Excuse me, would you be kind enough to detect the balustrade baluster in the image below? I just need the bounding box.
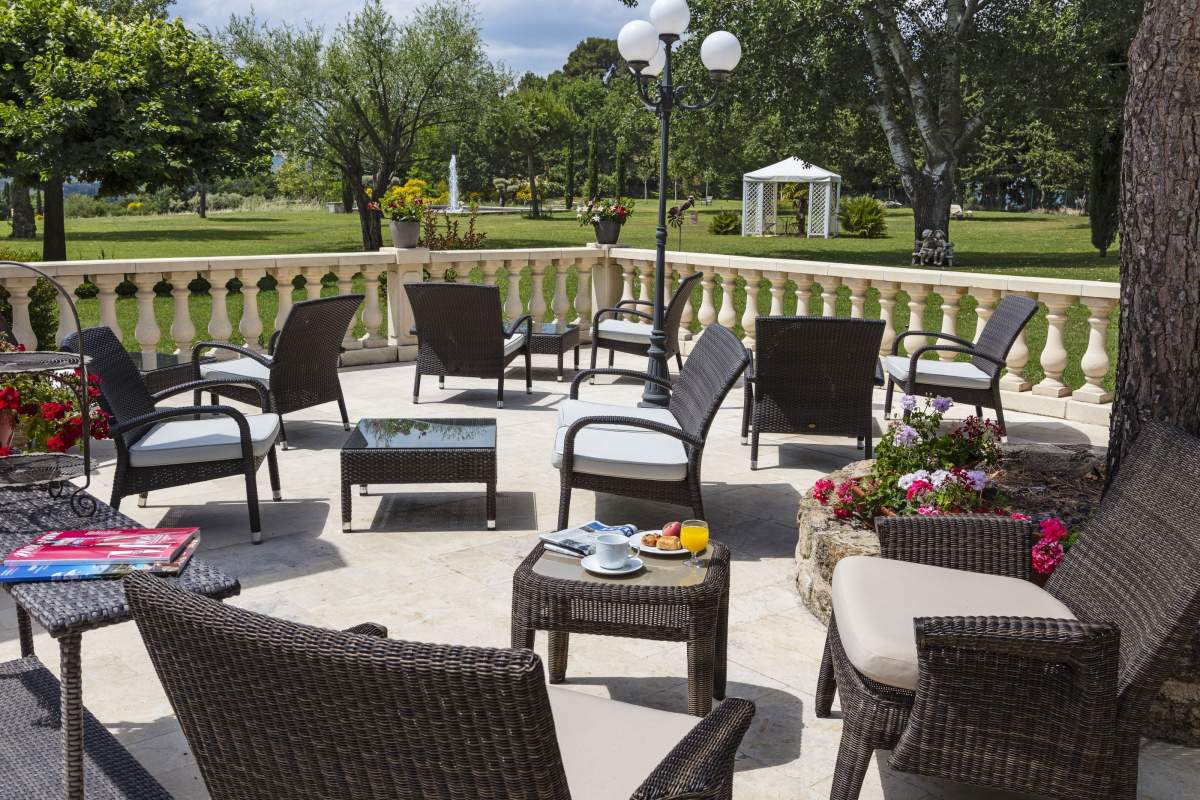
[1032,293,1074,397]
[874,281,899,355]
[552,259,570,327]
[845,278,867,319]
[1074,298,1115,404]
[900,282,931,353]
[938,287,967,361]
[574,258,593,339]
[998,292,1034,392]
[528,261,549,322]
[360,267,385,348]
[972,289,999,342]
[620,261,635,306]
[503,260,523,321]
[717,270,738,330]
[740,270,760,349]
[94,274,123,340]
[5,278,37,351]
[168,274,195,357]
[675,270,694,341]
[767,272,785,317]
[55,291,75,347]
[206,270,236,359]
[133,273,162,369]
[794,275,815,316]
[272,267,296,340]
[698,271,717,331]
[820,277,841,317]
[337,267,361,351]
[639,263,654,322]
[238,270,265,353]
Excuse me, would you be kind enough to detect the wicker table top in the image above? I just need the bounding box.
[343,418,497,451]
[532,547,710,588]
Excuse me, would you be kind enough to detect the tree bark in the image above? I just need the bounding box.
[197,181,208,219]
[565,135,576,208]
[41,177,66,262]
[527,153,540,218]
[1108,0,1200,480]
[9,176,36,240]
[346,169,381,251]
[905,167,956,241]
[341,180,355,213]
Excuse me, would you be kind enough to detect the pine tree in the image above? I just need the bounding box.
[615,142,627,203]
[1088,124,1122,257]
[585,126,599,202]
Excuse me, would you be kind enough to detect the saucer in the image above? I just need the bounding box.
[580,554,645,576]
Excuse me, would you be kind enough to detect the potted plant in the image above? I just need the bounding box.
[0,338,111,456]
[578,199,632,245]
[369,187,424,248]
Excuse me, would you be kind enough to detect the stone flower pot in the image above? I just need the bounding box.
[593,219,622,245]
[389,219,421,249]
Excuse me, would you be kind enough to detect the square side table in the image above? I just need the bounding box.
[528,323,581,382]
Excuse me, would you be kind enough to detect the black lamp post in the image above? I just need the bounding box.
[617,1,741,407]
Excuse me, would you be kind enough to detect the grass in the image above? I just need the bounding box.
[1,202,1119,393]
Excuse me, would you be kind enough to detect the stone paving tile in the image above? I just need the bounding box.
[0,350,1193,799]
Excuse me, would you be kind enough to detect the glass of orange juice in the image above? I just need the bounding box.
[680,519,709,568]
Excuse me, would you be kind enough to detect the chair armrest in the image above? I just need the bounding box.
[153,378,272,412]
[592,306,654,330]
[266,330,281,355]
[504,314,534,339]
[343,622,388,638]
[112,405,256,461]
[192,341,273,368]
[891,329,975,355]
[632,698,755,800]
[562,416,703,456]
[891,616,1120,791]
[570,368,673,399]
[899,345,1005,387]
[616,299,653,309]
[874,515,1034,580]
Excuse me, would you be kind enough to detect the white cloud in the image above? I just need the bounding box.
[174,0,643,75]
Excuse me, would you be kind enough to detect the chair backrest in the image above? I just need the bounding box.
[1047,421,1200,707]
[405,283,507,367]
[664,273,702,351]
[754,316,883,434]
[61,327,156,428]
[269,294,364,387]
[668,323,751,442]
[124,573,572,800]
[971,295,1038,377]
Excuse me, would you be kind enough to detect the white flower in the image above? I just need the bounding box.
[897,470,930,490]
[930,469,951,488]
[592,215,601,223]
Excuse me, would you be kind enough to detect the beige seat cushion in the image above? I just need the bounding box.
[548,686,698,800]
[199,356,272,384]
[884,355,991,390]
[504,333,526,357]
[129,413,281,467]
[832,556,1076,691]
[598,318,652,345]
[552,400,687,481]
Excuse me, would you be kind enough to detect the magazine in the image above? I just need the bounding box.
[539,521,638,557]
[0,537,201,583]
[4,528,198,566]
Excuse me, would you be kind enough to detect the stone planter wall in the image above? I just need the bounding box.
[794,443,1200,747]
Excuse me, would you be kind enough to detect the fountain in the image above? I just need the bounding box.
[448,155,461,213]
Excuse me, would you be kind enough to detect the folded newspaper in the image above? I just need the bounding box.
[540,521,638,557]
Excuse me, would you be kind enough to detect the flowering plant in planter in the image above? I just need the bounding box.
[368,186,425,223]
[576,199,633,227]
[0,338,111,455]
[1030,516,1077,575]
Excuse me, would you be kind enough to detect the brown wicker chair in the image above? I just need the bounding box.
[124,572,756,800]
[554,324,750,529]
[740,317,884,469]
[63,327,281,544]
[192,294,363,449]
[590,273,702,376]
[883,294,1037,433]
[406,282,533,409]
[814,420,1200,800]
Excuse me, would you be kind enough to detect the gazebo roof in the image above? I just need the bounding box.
[744,157,840,182]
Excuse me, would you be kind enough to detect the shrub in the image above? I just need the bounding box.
[63,194,109,218]
[708,210,741,235]
[837,195,888,238]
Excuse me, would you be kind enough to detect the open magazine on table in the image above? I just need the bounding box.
[539,521,638,557]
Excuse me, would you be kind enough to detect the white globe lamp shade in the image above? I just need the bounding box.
[618,20,659,67]
[649,0,690,37]
[642,45,666,77]
[700,30,742,75]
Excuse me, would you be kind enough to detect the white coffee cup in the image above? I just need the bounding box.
[594,533,632,570]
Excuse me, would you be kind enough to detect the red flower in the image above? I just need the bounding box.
[1039,517,1068,542]
[1032,537,1065,575]
[833,507,852,519]
[41,401,68,421]
[1010,512,1031,521]
[0,387,20,410]
[45,433,70,453]
[812,478,835,504]
[0,446,11,457]
[905,480,934,501]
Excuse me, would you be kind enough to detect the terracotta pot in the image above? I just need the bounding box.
[593,219,622,245]
[388,220,421,249]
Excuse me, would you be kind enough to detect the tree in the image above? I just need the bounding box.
[585,125,600,202]
[487,86,570,217]
[226,0,495,250]
[1107,0,1200,480]
[560,37,625,80]
[8,177,34,239]
[1088,124,1121,257]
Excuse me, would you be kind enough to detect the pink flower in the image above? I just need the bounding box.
[834,480,857,504]
[1039,517,1069,542]
[812,479,835,504]
[1032,537,1065,575]
[917,505,940,516]
[833,507,852,520]
[1010,512,1031,521]
[905,480,934,501]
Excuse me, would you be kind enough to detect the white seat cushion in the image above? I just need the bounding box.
[552,400,687,481]
[129,413,281,467]
[598,318,652,345]
[884,355,991,390]
[504,333,526,357]
[199,356,272,384]
[548,686,698,800]
[832,556,1076,691]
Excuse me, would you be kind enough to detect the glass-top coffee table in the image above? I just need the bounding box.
[528,323,581,382]
[340,418,497,531]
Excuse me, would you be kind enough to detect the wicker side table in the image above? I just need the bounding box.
[511,541,730,716]
[341,418,497,531]
[528,323,580,382]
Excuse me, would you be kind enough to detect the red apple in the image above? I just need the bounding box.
[662,521,682,539]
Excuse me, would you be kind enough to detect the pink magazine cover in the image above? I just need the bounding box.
[4,528,199,566]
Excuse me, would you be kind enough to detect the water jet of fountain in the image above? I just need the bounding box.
[449,155,461,213]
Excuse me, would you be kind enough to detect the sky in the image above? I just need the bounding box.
[173,0,645,76]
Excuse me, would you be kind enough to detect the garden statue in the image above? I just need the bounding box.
[912,227,955,268]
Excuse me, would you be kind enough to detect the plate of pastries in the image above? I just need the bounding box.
[636,521,694,557]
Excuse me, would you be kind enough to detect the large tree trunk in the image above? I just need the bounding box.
[341,180,355,213]
[348,169,382,251]
[197,181,208,219]
[565,136,575,209]
[9,176,35,240]
[41,177,66,262]
[904,166,955,241]
[527,153,540,218]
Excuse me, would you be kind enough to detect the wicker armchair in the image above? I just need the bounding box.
[63,327,281,544]
[124,572,756,800]
[883,294,1037,433]
[192,294,363,450]
[814,420,1200,800]
[554,324,750,529]
[590,273,701,376]
[406,282,533,409]
[740,317,884,469]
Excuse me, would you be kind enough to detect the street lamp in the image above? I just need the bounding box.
[617,1,741,407]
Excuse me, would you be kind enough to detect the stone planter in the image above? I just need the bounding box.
[794,443,1200,746]
[593,219,622,245]
[389,220,421,249]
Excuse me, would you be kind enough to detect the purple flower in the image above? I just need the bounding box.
[932,396,952,413]
[900,394,919,412]
[895,425,919,446]
[897,469,929,490]
[964,470,988,491]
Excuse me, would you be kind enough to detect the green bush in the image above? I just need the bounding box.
[838,195,888,238]
[708,209,741,235]
[64,194,110,218]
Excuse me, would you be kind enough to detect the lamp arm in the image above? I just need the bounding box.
[635,76,660,112]
[678,86,724,112]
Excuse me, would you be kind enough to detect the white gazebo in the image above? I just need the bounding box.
[741,157,842,238]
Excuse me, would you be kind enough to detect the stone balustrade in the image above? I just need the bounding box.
[0,244,1118,424]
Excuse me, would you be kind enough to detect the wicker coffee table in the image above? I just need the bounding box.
[511,540,730,716]
[528,323,580,382]
[341,418,498,532]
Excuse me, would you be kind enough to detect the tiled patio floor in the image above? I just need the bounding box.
[2,352,1196,799]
